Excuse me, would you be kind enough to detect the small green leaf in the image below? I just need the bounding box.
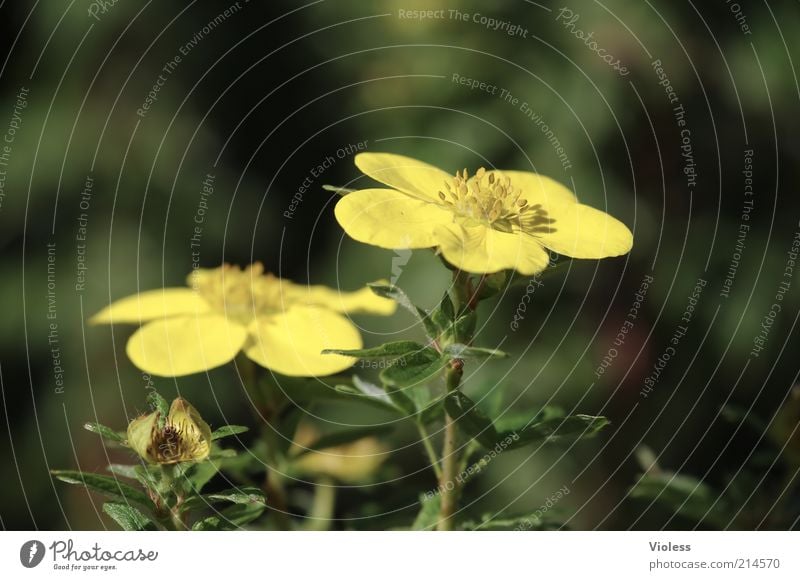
[380,349,447,388]
[84,422,126,444]
[630,473,727,527]
[444,313,477,344]
[180,461,220,494]
[504,415,610,449]
[295,425,393,457]
[52,470,151,507]
[103,502,157,531]
[431,292,455,330]
[460,513,563,531]
[412,494,441,530]
[322,341,428,359]
[443,344,508,360]
[322,184,356,195]
[368,284,417,314]
[146,390,170,416]
[444,392,498,448]
[211,425,249,441]
[206,487,266,505]
[192,502,266,530]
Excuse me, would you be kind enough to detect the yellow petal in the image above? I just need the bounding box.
[244,306,362,377]
[335,188,452,250]
[90,288,210,325]
[126,412,159,463]
[355,152,451,201]
[126,315,248,377]
[167,398,211,462]
[281,280,397,315]
[532,201,633,259]
[498,170,578,204]
[435,223,551,275]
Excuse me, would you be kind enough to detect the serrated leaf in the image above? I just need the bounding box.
[444,392,498,448]
[192,502,266,530]
[84,422,126,444]
[295,425,393,457]
[211,425,249,441]
[322,341,428,359]
[206,487,266,505]
[103,502,157,531]
[52,470,151,507]
[443,344,508,360]
[504,415,610,449]
[380,349,447,388]
[412,494,441,530]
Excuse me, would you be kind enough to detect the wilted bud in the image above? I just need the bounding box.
[126,398,212,464]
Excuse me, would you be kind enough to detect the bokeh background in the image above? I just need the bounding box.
[1,0,798,530]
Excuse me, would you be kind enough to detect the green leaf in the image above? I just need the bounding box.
[460,513,563,531]
[504,415,610,450]
[443,344,508,360]
[322,341,428,359]
[295,425,393,457]
[380,349,447,388]
[419,397,445,424]
[205,487,266,505]
[179,461,220,494]
[444,392,498,448]
[431,292,455,330]
[412,494,441,530]
[367,283,439,339]
[84,422,126,444]
[443,313,477,344]
[103,502,157,531]
[630,473,727,527]
[192,502,266,530]
[146,390,170,417]
[211,425,249,441]
[52,470,151,507]
[321,184,355,195]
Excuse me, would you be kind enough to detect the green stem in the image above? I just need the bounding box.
[437,361,464,531]
[417,420,443,479]
[305,476,337,531]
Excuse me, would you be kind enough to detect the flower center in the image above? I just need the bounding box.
[437,167,545,231]
[189,263,282,323]
[150,422,206,463]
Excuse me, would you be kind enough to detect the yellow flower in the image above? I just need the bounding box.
[290,424,387,483]
[90,263,396,377]
[127,397,211,464]
[335,153,633,274]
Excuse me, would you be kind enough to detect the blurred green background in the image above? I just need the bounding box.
[1,0,798,530]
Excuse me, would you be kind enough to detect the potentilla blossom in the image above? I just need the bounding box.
[335,153,633,274]
[91,263,396,377]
